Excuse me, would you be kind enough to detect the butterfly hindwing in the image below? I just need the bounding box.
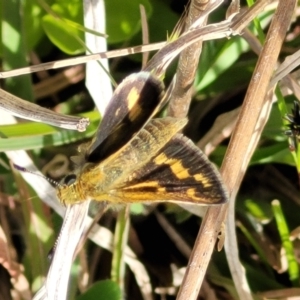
[108,133,227,205]
[87,72,165,163]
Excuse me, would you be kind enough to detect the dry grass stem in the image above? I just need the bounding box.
[34,65,85,99]
[0,43,166,79]
[270,49,300,88]
[258,287,300,298]
[167,0,208,118]
[0,89,89,131]
[45,203,90,300]
[197,107,240,156]
[139,5,150,68]
[154,211,192,259]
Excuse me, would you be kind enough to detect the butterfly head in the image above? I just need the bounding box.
[57,173,84,205]
[56,162,106,205]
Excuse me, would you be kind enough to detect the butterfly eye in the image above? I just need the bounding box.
[63,174,77,186]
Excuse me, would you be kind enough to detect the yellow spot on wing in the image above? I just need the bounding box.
[153,153,168,165]
[125,181,160,189]
[194,173,212,187]
[186,188,196,198]
[154,153,212,187]
[127,88,140,110]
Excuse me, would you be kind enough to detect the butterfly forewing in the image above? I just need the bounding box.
[87,72,165,163]
[76,118,227,205]
[72,118,188,202]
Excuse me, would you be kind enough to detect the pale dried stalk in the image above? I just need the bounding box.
[154,211,192,259]
[225,91,275,300]
[258,288,300,298]
[34,65,85,99]
[0,43,166,79]
[43,2,110,299]
[197,108,240,156]
[0,88,89,131]
[281,76,300,101]
[45,202,90,300]
[83,0,112,116]
[270,49,300,88]
[167,0,209,118]
[176,0,297,300]
[140,5,150,68]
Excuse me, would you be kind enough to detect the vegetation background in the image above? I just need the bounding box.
[1,0,300,299]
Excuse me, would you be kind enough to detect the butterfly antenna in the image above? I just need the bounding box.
[13,163,61,187]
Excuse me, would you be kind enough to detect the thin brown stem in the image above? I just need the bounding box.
[167,0,209,118]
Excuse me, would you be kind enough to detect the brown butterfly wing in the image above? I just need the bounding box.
[86,72,165,163]
[109,134,228,204]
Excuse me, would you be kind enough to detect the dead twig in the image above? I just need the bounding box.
[167,0,209,118]
[0,88,89,131]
